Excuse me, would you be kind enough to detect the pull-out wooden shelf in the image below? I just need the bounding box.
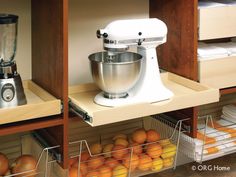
[198,5,236,40]
[199,56,236,89]
[69,72,219,126]
[0,81,61,125]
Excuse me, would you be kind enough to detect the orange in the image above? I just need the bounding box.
[103,144,114,158]
[112,145,128,160]
[132,129,147,144]
[87,156,105,170]
[80,163,88,176]
[80,151,90,162]
[163,157,174,168]
[69,157,78,167]
[159,139,171,147]
[72,163,87,176]
[90,143,103,155]
[98,165,112,177]
[114,138,129,148]
[69,167,82,177]
[151,158,163,172]
[86,171,99,177]
[112,134,128,141]
[122,154,139,171]
[146,129,160,143]
[138,154,152,171]
[113,165,128,177]
[146,143,163,158]
[105,158,120,169]
[161,144,177,159]
[129,143,143,155]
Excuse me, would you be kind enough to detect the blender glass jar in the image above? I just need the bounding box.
[0,14,18,66]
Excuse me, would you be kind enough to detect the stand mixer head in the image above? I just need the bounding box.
[89,18,173,107]
[0,14,26,108]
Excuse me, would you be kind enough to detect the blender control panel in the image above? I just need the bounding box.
[1,83,15,102]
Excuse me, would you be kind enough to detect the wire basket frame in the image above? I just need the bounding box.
[68,115,186,177]
[3,135,60,177]
[180,115,236,164]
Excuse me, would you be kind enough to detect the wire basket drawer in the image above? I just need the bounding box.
[180,115,236,163]
[68,115,184,177]
[0,134,59,177]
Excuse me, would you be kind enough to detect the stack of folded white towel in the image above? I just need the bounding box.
[212,0,236,6]
[180,116,236,162]
[198,41,236,61]
[222,104,236,123]
[216,118,236,152]
[199,0,236,9]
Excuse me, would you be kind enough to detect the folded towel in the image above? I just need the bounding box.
[222,141,236,153]
[223,104,236,115]
[208,119,236,138]
[198,124,229,140]
[222,114,236,123]
[195,151,225,162]
[214,42,236,55]
[180,120,236,162]
[222,109,236,117]
[216,119,236,130]
[196,131,216,145]
[198,0,226,8]
[196,144,226,155]
[198,42,236,61]
[212,0,236,5]
[198,43,229,60]
[180,131,229,162]
[205,147,219,154]
[222,115,232,123]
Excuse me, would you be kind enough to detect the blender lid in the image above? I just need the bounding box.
[0,14,18,24]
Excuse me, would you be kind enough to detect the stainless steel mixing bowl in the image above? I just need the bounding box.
[89,52,142,99]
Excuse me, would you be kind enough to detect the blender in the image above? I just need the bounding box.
[0,14,26,108]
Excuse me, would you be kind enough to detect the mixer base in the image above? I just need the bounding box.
[94,87,173,107]
[103,92,128,99]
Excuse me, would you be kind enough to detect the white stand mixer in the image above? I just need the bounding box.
[90,18,173,107]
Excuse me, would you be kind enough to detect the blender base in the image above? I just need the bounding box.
[0,74,27,108]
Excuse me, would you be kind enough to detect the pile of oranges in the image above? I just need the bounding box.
[69,128,177,177]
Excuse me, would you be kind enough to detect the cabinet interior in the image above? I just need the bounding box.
[1,0,235,171]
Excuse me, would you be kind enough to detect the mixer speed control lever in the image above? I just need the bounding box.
[97,30,108,38]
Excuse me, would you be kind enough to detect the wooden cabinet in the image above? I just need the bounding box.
[0,0,69,168]
[150,0,199,137]
[150,0,236,138]
[1,0,230,171]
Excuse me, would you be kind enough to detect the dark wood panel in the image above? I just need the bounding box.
[31,0,65,99]
[42,125,68,168]
[0,116,63,136]
[164,107,198,138]
[150,0,199,138]
[31,0,69,168]
[150,0,198,81]
[220,87,236,95]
